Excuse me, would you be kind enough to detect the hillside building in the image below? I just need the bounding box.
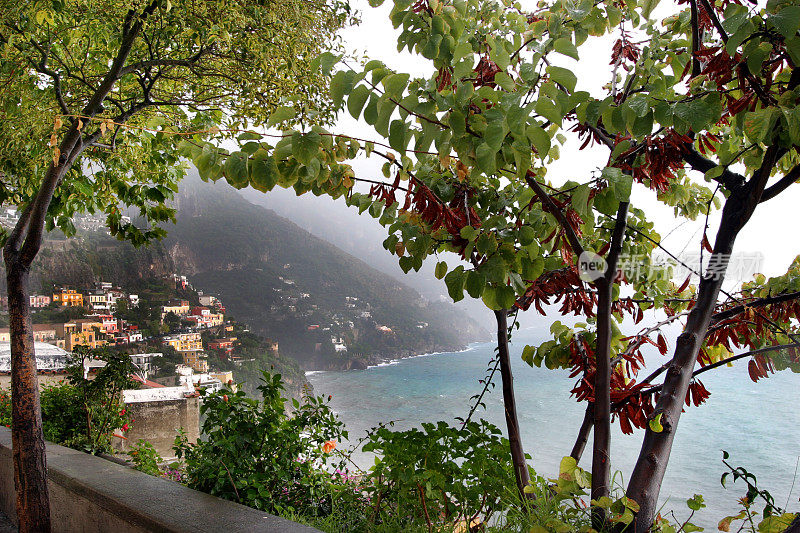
[52,288,83,307]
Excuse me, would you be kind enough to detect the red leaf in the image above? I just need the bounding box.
[701,234,713,253]
[656,334,668,356]
[747,359,760,382]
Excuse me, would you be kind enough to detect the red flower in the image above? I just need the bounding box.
[119,409,126,416]
[121,423,129,432]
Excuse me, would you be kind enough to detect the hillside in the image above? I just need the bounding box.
[21,173,487,370]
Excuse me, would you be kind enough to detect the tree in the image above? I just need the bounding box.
[0,1,352,530]
[187,0,800,528]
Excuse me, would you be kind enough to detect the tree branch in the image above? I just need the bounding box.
[711,290,800,324]
[683,146,746,190]
[524,171,586,258]
[760,162,800,203]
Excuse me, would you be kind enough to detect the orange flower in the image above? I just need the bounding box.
[322,440,336,454]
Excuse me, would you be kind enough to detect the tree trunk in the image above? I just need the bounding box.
[591,280,613,523]
[570,402,593,463]
[5,262,51,533]
[494,309,531,499]
[591,201,628,529]
[626,162,773,530]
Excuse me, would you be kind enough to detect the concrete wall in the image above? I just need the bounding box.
[113,397,200,458]
[0,427,320,532]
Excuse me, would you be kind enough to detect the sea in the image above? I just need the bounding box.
[307,326,800,530]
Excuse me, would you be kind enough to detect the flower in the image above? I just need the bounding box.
[322,440,336,454]
[121,423,129,432]
[119,409,126,416]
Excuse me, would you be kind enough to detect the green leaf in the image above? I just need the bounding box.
[546,66,577,93]
[782,107,800,145]
[330,70,353,106]
[465,270,486,298]
[347,85,371,119]
[769,6,800,38]
[519,225,536,246]
[435,261,448,279]
[460,225,478,240]
[475,143,497,175]
[481,286,500,310]
[553,38,579,60]
[641,0,661,18]
[482,255,506,284]
[495,285,516,309]
[743,107,779,143]
[602,167,632,201]
[527,125,551,157]
[522,345,536,365]
[571,184,591,217]
[267,106,296,127]
[444,267,466,302]
[649,413,664,433]
[382,73,410,100]
[485,120,507,151]
[686,494,705,511]
[389,120,408,152]
[223,152,249,189]
[292,131,321,165]
[249,149,278,192]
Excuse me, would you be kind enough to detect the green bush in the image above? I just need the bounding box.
[128,439,164,477]
[362,420,518,530]
[174,372,347,516]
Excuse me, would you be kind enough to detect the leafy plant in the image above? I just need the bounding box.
[64,346,137,454]
[717,451,798,533]
[362,419,517,530]
[128,440,163,477]
[174,372,347,516]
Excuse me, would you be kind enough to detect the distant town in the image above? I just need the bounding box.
[0,274,240,394]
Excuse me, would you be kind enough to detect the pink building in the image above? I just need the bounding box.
[29,295,51,308]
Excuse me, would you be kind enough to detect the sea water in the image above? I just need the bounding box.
[308,327,800,529]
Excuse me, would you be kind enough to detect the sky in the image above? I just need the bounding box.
[250,0,799,309]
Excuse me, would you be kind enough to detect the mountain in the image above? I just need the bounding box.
[239,186,495,326]
[22,173,488,370]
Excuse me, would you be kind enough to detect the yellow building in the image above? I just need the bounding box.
[56,320,107,351]
[52,289,83,307]
[162,332,203,352]
[161,300,191,321]
[210,370,234,384]
[181,350,208,373]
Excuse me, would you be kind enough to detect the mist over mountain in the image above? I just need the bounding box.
[22,172,488,369]
[239,186,498,329]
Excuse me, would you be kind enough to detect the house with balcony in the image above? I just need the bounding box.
[207,337,236,355]
[29,294,51,308]
[160,300,190,321]
[55,319,107,351]
[0,324,58,343]
[52,288,84,307]
[185,306,224,329]
[161,332,203,352]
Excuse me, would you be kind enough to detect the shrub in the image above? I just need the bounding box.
[174,372,346,516]
[362,420,518,530]
[128,440,163,477]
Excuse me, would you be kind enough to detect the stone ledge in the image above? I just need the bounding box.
[0,427,320,532]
